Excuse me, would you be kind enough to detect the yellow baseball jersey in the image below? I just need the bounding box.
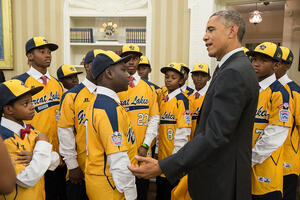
[282,81,300,176]
[156,86,168,106]
[118,79,159,158]
[252,80,292,195]
[158,93,191,161]
[188,93,205,139]
[58,83,96,172]
[16,73,64,154]
[85,94,136,199]
[182,86,194,97]
[171,175,191,200]
[0,126,45,200]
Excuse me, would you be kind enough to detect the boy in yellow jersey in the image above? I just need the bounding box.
[247,42,293,200]
[274,46,300,200]
[179,63,194,97]
[157,62,191,200]
[58,49,103,200]
[85,51,137,200]
[171,62,210,200]
[15,37,66,200]
[189,62,211,138]
[0,79,59,200]
[57,64,82,91]
[118,43,160,200]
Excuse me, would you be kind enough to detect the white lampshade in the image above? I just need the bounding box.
[249,10,262,24]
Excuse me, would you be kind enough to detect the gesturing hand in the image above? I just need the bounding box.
[128,155,162,179]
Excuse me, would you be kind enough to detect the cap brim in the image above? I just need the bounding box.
[120,51,142,57]
[28,86,44,96]
[160,67,183,76]
[113,55,132,65]
[182,66,190,73]
[191,70,209,74]
[60,72,83,79]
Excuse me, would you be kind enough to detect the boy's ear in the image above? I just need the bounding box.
[208,75,211,81]
[105,67,113,80]
[273,62,280,71]
[3,105,13,115]
[27,52,34,61]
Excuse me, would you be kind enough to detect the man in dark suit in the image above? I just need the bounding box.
[128,10,259,200]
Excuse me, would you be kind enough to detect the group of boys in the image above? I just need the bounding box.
[0,35,299,200]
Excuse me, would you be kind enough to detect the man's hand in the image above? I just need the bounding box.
[36,133,49,142]
[69,167,84,184]
[15,151,33,166]
[138,146,147,157]
[128,155,162,179]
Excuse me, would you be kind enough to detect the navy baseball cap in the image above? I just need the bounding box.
[84,49,105,65]
[0,79,43,108]
[91,51,131,79]
[26,37,58,54]
[57,64,83,79]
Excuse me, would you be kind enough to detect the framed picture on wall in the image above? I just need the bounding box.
[0,0,13,69]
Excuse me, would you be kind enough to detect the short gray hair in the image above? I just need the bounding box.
[211,10,245,43]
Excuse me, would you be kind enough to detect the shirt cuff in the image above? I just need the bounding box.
[124,186,137,200]
[48,152,60,171]
[65,157,79,170]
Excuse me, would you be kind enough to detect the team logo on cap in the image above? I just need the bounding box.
[129,45,135,50]
[169,64,174,67]
[43,39,48,43]
[69,67,75,71]
[259,45,266,50]
[198,64,204,69]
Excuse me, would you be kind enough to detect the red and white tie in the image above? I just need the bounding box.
[129,76,135,88]
[163,95,169,102]
[41,76,47,86]
[194,92,200,99]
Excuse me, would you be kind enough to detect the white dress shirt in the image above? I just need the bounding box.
[218,47,244,67]
[27,66,51,84]
[278,74,292,86]
[97,86,137,200]
[131,72,141,87]
[252,74,289,166]
[1,117,59,188]
[180,84,187,93]
[58,78,97,170]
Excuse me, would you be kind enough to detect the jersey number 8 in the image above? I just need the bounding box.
[167,129,173,141]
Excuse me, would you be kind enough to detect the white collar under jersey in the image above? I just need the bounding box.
[131,71,141,86]
[180,84,187,92]
[259,73,277,92]
[193,82,209,97]
[278,74,292,86]
[1,117,26,138]
[82,78,97,94]
[27,66,51,83]
[96,86,120,103]
[218,47,244,68]
[167,88,182,101]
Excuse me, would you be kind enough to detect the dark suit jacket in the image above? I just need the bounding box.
[159,51,259,200]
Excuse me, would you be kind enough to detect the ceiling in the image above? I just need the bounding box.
[228,1,285,13]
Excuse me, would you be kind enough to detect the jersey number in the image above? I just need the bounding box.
[137,113,149,126]
[167,129,173,141]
